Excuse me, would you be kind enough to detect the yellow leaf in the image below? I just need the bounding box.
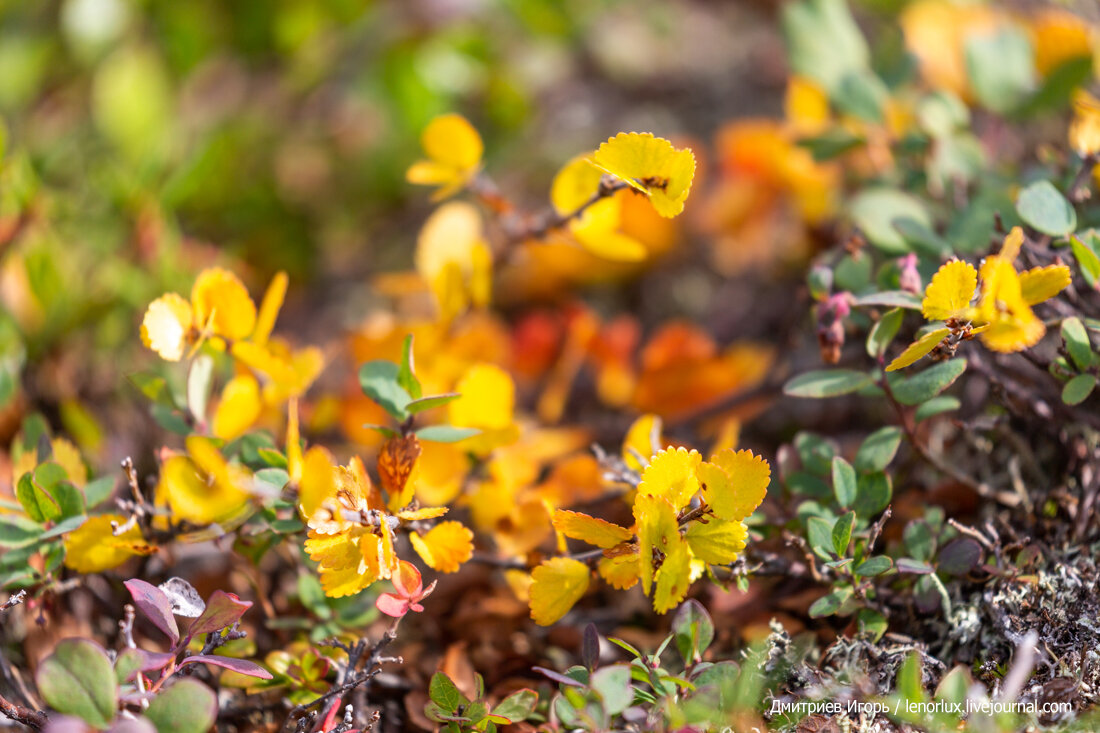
[396,505,449,521]
[550,155,647,262]
[409,520,473,573]
[159,453,249,526]
[449,363,514,431]
[212,374,263,441]
[50,438,87,488]
[551,154,602,213]
[921,260,977,321]
[598,552,640,590]
[64,515,155,573]
[590,132,696,218]
[1070,89,1100,156]
[406,114,483,198]
[976,256,1045,353]
[1018,264,1071,306]
[685,518,748,565]
[379,434,422,512]
[703,449,770,521]
[622,413,662,472]
[415,202,492,320]
[305,528,379,598]
[551,509,633,549]
[653,535,691,613]
[298,446,338,521]
[999,226,1024,263]
[414,440,468,506]
[529,557,590,626]
[885,327,951,371]
[287,398,303,483]
[191,267,257,341]
[634,494,679,596]
[253,271,288,344]
[140,293,193,361]
[637,447,701,511]
[504,569,533,602]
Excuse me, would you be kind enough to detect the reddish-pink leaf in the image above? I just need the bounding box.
[136,649,176,672]
[124,579,180,646]
[375,593,409,618]
[179,654,273,679]
[186,590,252,640]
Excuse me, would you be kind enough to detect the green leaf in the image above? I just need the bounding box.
[964,26,1036,115]
[186,355,214,424]
[415,425,480,443]
[782,0,868,94]
[914,396,960,422]
[867,308,904,359]
[794,432,837,475]
[831,512,855,557]
[797,129,865,162]
[590,664,633,716]
[36,462,84,520]
[854,555,893,576]
[671,599,714,665]
[429,672,465,713]
[492,689,537,723]
[35,639,118,728]
[127,372,173,406]
[16,471,56,523]
[896,558,934,574]
[833,253,871,293]
[857,608,888,641]
[848,188,932,255]
[144,678,217,733]
[855,426,903,473]
[806,516,835,559]
[1061,317,1094,371]
[82,476,115,509]
[358,360,413,421]
[853,471,892,517]
[0,514,43,549]
[1015,180,1076,237]
[851,290,923,310]
[406,393,461,414]
[889,359,966,405]
[151,404,191,435]
[784,369,872,398]
[896,652,927,703]
[809,586,853,618]
[1062,374,1096,406]
[1070,235,1100,288]
[833,70,887,123]
[904,519,935,561]
[397,335,422,400]
[831,457,857,508]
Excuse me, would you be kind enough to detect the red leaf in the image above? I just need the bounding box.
[186,590,252,640]
[179,654,273,679]
[375,593,409,618]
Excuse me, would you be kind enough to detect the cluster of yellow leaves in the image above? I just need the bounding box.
[888,228,1072,371]
[528,431,769,625]
[405,114,484,200]
[297,423,473,598]
[141,269,323,440]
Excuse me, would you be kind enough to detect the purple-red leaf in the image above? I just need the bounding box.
[532,666,585,687]
[124,579,180,646]
[186,590,252,640]
[135,650,176,673]
[179,654,273,679]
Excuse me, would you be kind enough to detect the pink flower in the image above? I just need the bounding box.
[375,561,436,618]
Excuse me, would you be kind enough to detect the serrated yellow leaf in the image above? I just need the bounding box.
[622,413,662,472]
[140,293,193,361]
[703,449,770,521]
[1019,264,1071,306]
[921,260,977,321]
[305,528,380,598]
[885,327,951,371]
[64,515,155,573]
[191,267,257,341]
[685,518,748,565]
[212,374,263,441]
[598,552,640,590]
[652,535,691,613]
[637,447,701,511]
[551,509,633,549]
[529,557,590,626]
[590,132,696,218]
[410,520,473,573]
[634,494,679,596]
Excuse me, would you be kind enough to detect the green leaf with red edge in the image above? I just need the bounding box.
[186,590,252,640]
[124,579,180,646]
[429,672,465,713]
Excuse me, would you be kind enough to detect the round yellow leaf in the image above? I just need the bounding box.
[685,518,748,565]
[191,267,257,341]
[140,293,193,361]
[551,509,633,549]
[448,363,514,431]
[529,557,590,626]
[212,374,263,441]
[591,132,696,218]
[64,515,154,573]
[637,447,701,511]
[921,260,977,321]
